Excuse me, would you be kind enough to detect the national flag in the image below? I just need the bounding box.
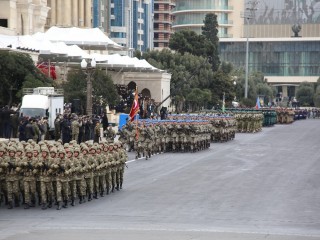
[255,96,261,109]
[36,62,57,79]
[129,88,140,122]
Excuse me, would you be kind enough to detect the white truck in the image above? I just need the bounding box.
[20,87,64,131]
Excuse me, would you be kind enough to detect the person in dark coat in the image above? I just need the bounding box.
[60,115,71,144]
[102,113,109,131]
[18,119,27,142]
[25,119,35,141]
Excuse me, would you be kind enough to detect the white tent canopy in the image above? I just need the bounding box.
[90,53,164,72]
[0,27,163,72]
[45,26,124,50]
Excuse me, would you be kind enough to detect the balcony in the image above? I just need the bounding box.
[173,5,233,13]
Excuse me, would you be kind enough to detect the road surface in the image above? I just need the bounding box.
[0,119,320,240]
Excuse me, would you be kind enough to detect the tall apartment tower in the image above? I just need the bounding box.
[153,0,175,49]
[46,0,93,29]
[172,0,244,38]
[109,0,154,52]
[92,0,109,33]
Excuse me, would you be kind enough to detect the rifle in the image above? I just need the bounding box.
[42,163,49,171]
[8,162,16,171]
[27,162,33,170]
[58,165,65,174]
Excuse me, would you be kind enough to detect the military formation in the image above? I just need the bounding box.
[0,139,127,210]
[276,108,296,124]
[233,112,264,133]
[119,113,239,160]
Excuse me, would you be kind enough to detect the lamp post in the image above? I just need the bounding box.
[241,1,258,98]
[81,58,96,116]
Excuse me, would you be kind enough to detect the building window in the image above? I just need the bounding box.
[0,19,8,28]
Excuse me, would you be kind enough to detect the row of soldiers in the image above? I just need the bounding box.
[119,112,239,159]
[0,139,127,210]
[232,112,264,133]
[120,120,213,159]
[276,108,296,124]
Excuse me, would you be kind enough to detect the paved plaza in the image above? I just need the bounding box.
[0,119,320,240]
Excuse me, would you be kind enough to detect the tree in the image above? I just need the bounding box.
[186,88,212,112]
[169,30,212,57]
[313,86,320,107]
[202,13,220,71]
[61,68,120,113]
[296,82,314,106]
[232,69,275,107]
[93,69,120,107]
[0,51,52,106]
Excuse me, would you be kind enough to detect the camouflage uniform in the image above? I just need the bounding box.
[71,118,82,143]
[53,148,72,210]
[117,142,127,189]
[102,144,112,195]
[21,147,38,209]
[37,147,54,210]
[0,147,6,206]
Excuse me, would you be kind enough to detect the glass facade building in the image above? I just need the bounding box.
[243,0,320,38]
[220,38,320,98]
[172,0,244,38]
[220,39,320,77]
[109,0,153,52]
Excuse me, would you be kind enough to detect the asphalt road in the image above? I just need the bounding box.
[1,119,320,240]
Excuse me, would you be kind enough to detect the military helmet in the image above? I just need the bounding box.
[8,146,16,153]
[33,145,40,152]
[74,147,80,153]
[50,147,57,153]
[41,146,49,153]
[25,147,33,153]
[57,148,66,155]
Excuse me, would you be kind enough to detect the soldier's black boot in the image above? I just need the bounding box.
[79,196,83,204]
[120,182,123,189]
[8,201,13,209]
[63,200,68,208]
[56,202,62,210]
[82,195,86,203]
[116,184,120,191]
[71,198,75,206]
[41,203,47,210]
[100,191,104,197]
[93,192,99,199]
[48,201,52,208]
[106,187,110,195]
[88,194,93,201]
[24,203,30,209]
[14,197,20,207]
[112,186,115,192]
[30,198,36,207]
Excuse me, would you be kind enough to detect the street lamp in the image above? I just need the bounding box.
[241,1,258,98]
[81,58,96,116]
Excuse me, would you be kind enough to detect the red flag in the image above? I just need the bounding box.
[129,89,139,122]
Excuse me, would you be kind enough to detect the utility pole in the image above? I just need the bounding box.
[241,1,258,98]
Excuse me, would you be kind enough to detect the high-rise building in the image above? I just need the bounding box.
[153,0,175,49]
[92,0,109,33]
[0,0,50,35]
[109,0,154,52]
[244,0,320,38]
[218,0,320,100]
[46,0,93,29]
[172,0,244,38]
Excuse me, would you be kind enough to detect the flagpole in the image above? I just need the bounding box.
[135,87,139,140]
